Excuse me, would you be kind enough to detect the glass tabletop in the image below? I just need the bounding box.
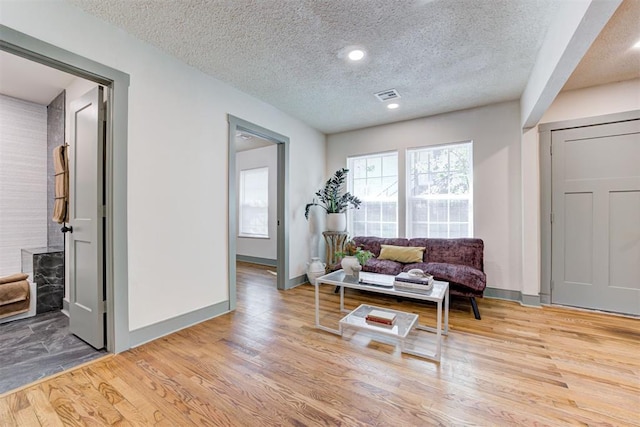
[339,304,419,339]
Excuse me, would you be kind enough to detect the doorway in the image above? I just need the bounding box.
[540,111,640,315]
[227,116,289,310]
[0,25,130,353]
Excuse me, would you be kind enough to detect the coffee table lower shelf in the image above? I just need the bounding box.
[339,304,441,362]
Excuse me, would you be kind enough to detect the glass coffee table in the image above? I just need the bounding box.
[314,270,449,362]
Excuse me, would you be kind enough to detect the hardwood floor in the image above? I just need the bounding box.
[1,261,638,426]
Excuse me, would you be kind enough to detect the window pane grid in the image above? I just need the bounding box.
[239,167,269,238]
[348,152,398,238]
[407,142,472,238]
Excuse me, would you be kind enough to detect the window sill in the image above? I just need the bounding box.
[238,234,270,240]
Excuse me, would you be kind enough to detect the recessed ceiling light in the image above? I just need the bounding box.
[633,39,640,49]
[387,103,399,110]
[348,49,365,61]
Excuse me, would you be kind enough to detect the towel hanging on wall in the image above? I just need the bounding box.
[52,144,69,224]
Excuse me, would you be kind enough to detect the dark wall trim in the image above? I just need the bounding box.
[0,24,130,353]
[288,274,309,289]
[228,115,290,313]
[129,301,228,348]
[484,287,541,307]
[236,255,277,267]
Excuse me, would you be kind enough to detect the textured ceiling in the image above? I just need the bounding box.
[67,0,628,134]
[563,0,640,91]
[69,0,563,133]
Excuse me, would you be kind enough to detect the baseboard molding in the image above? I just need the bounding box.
[129,301,229,348]
[287,274,308,289]
[484,287,541,307]
[236,255,277,267]
[521,294,541,307]
[539,293,550,304]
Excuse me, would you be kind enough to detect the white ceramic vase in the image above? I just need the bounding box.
[306,257,326,283]
[326,213,346,232]
[341,256,361,277]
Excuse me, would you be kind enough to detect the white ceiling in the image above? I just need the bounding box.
[70,0,640,133]
[235,130,274,152]
[563,0,640,91]
[0,51,76,105]
[68,0,569,134]
[3,1,638,132]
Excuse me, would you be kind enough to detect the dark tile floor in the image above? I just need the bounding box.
[0,311,107,394]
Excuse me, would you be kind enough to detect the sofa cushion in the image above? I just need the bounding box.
[353,237,409,257]
[378,245,425,263]
[363,259,404,276]
[420,239,484,271]
[404,262,486,292]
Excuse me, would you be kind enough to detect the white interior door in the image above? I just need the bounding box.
[68,86,105,349]
[551,119,640,315]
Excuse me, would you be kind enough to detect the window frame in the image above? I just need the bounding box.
[406,141,473,239]
[347,150,399,238]
[238,166,269,239]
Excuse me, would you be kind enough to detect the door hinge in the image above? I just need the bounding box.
[550,280,554,290]
[102,300,107,313]
[101,205,107,217]
[550,144,553,155]
[550,212,554,223]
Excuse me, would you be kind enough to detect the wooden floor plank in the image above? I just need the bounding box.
[24,387,64,427]
[0,261,638,426]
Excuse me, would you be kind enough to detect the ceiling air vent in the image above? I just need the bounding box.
[374,89,401,102]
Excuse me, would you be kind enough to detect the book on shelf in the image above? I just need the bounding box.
[365,309,396,325]
[395,272,434,286]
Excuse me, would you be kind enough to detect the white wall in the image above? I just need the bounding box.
[521,79,640,297]
[327,101,523,291]
[1,0,326,331]
[0,94,47,277]
[236,144,277,260]
[520,0,621,128]
[541,79,640,123]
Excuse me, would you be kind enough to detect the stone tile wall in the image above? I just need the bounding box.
[21,248,64,314]
[47,91,65,247]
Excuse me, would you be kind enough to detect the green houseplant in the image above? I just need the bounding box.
[304,168,362,223]
[336,239,374,277]
[337,239,374,266]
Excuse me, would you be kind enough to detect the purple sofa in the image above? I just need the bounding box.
[353,236,486,319]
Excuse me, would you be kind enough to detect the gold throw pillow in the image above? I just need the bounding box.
[378,245,425,263]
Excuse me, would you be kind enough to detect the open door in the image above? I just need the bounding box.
[68,87,105,349]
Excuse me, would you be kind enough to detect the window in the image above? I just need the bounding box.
[407,142,473,238]
[239,167,269,238]
[347,152,398,237]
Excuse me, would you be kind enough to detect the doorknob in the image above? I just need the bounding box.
[61,225,73,233]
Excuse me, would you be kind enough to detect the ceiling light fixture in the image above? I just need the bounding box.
[387,103,399,110]
[633,39,640,49]
[348,49,365,61]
